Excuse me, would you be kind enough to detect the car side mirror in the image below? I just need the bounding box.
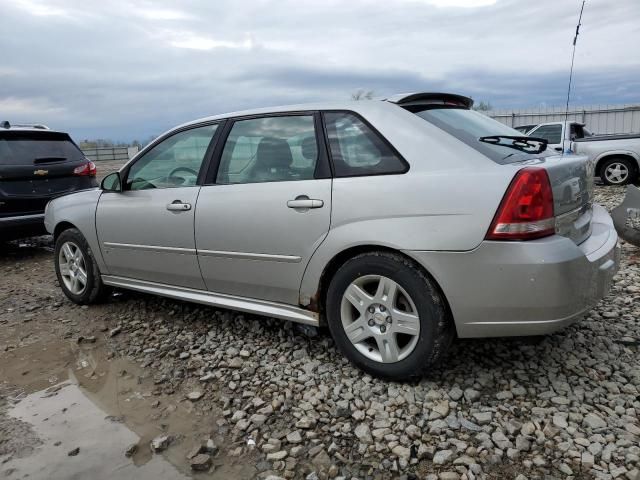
[101,172,122,192]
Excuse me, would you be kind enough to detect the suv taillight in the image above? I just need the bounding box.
[486,167,555,241]
[73,161,96,177]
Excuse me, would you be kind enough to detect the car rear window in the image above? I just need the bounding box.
[413,107,552,164]
[0,131,86,166]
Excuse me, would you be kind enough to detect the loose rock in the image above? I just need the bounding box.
[150,435,172,453]
[190,453,212,471]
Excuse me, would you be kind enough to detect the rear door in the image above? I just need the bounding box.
[96,124,219,289]
[0,131,95,218]
[195,113,332,305]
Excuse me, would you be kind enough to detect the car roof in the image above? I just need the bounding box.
[0,121,66,135]
[173,92,472,131]
[0,127,66,134]
[175,99,391,129]
[534,121,585,127]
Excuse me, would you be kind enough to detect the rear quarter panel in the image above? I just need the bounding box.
[44,189,107,272]
[299,104,517,305]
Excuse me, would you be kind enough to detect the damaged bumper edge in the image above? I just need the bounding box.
[611,185,640,247]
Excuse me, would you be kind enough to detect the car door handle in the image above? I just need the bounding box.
[166,201,191,211]
[287,197,324,209]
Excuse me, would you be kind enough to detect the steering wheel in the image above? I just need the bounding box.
[167,167,199,185]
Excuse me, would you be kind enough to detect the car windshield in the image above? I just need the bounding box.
[413,107,551,163]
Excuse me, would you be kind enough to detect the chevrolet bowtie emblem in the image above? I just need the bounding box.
[34,169,49,176]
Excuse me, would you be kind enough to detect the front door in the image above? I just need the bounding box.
[195,114,332,305]
[96,124,219,289]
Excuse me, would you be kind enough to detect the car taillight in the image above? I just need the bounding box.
[73,161,96,177]
[486,167,555,241]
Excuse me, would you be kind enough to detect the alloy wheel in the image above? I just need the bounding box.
[340,275,420,363]
[605,162,630,184]
[58,241,88,295]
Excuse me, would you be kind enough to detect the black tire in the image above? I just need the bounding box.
[54,228,108,304]
[325,251,454,380]
[600,157,636,186]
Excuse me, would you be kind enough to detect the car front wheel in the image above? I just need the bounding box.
[325,252,454,380]
[54,228,107,304]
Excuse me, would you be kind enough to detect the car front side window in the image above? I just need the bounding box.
[215,115,318,184]
[126,124,217,190]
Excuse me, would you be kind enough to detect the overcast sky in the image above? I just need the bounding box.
[1,0,639,142]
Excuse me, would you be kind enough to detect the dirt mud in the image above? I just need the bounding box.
[0,240,255,479]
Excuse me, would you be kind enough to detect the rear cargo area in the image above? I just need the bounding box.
[0,130,95,217]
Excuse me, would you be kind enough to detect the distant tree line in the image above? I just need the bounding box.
[472,101,493,112]
[351,89,375,101]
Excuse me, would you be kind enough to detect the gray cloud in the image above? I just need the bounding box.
[1,0,638,141]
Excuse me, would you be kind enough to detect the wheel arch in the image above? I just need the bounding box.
[53,221,77,240]
[312,244,455,331]
[595,152,639,177]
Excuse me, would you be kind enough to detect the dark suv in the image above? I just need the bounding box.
[0,121,98,241]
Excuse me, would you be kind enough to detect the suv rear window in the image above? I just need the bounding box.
[0,131,86,166]
[413,108,552,164]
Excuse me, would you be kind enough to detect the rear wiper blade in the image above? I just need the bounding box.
[33,157,67,164]
[478,135,548,154]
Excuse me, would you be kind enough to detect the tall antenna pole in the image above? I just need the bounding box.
[562,0,586,155]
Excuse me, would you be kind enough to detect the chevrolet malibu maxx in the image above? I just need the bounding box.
[44,93,620,379]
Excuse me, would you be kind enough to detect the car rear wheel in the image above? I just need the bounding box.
[55,228,107,304]
[600,157,635,185]
[325,252,454,380]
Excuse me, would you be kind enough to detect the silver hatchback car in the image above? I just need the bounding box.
[45,92,619,379]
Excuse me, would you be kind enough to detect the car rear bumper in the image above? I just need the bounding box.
[406,204,620,338]
[0,213,47,240]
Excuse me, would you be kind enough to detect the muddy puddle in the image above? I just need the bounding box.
[0,327,255,479]
[3,382,189,479]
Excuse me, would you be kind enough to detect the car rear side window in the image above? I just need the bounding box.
[216,115,318,184]
[323,112,407,177]
[0,132,85,166]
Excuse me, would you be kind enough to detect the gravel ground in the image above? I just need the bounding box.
[1,186,639,480]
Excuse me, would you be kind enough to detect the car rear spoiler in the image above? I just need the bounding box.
[385,92,474,110]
